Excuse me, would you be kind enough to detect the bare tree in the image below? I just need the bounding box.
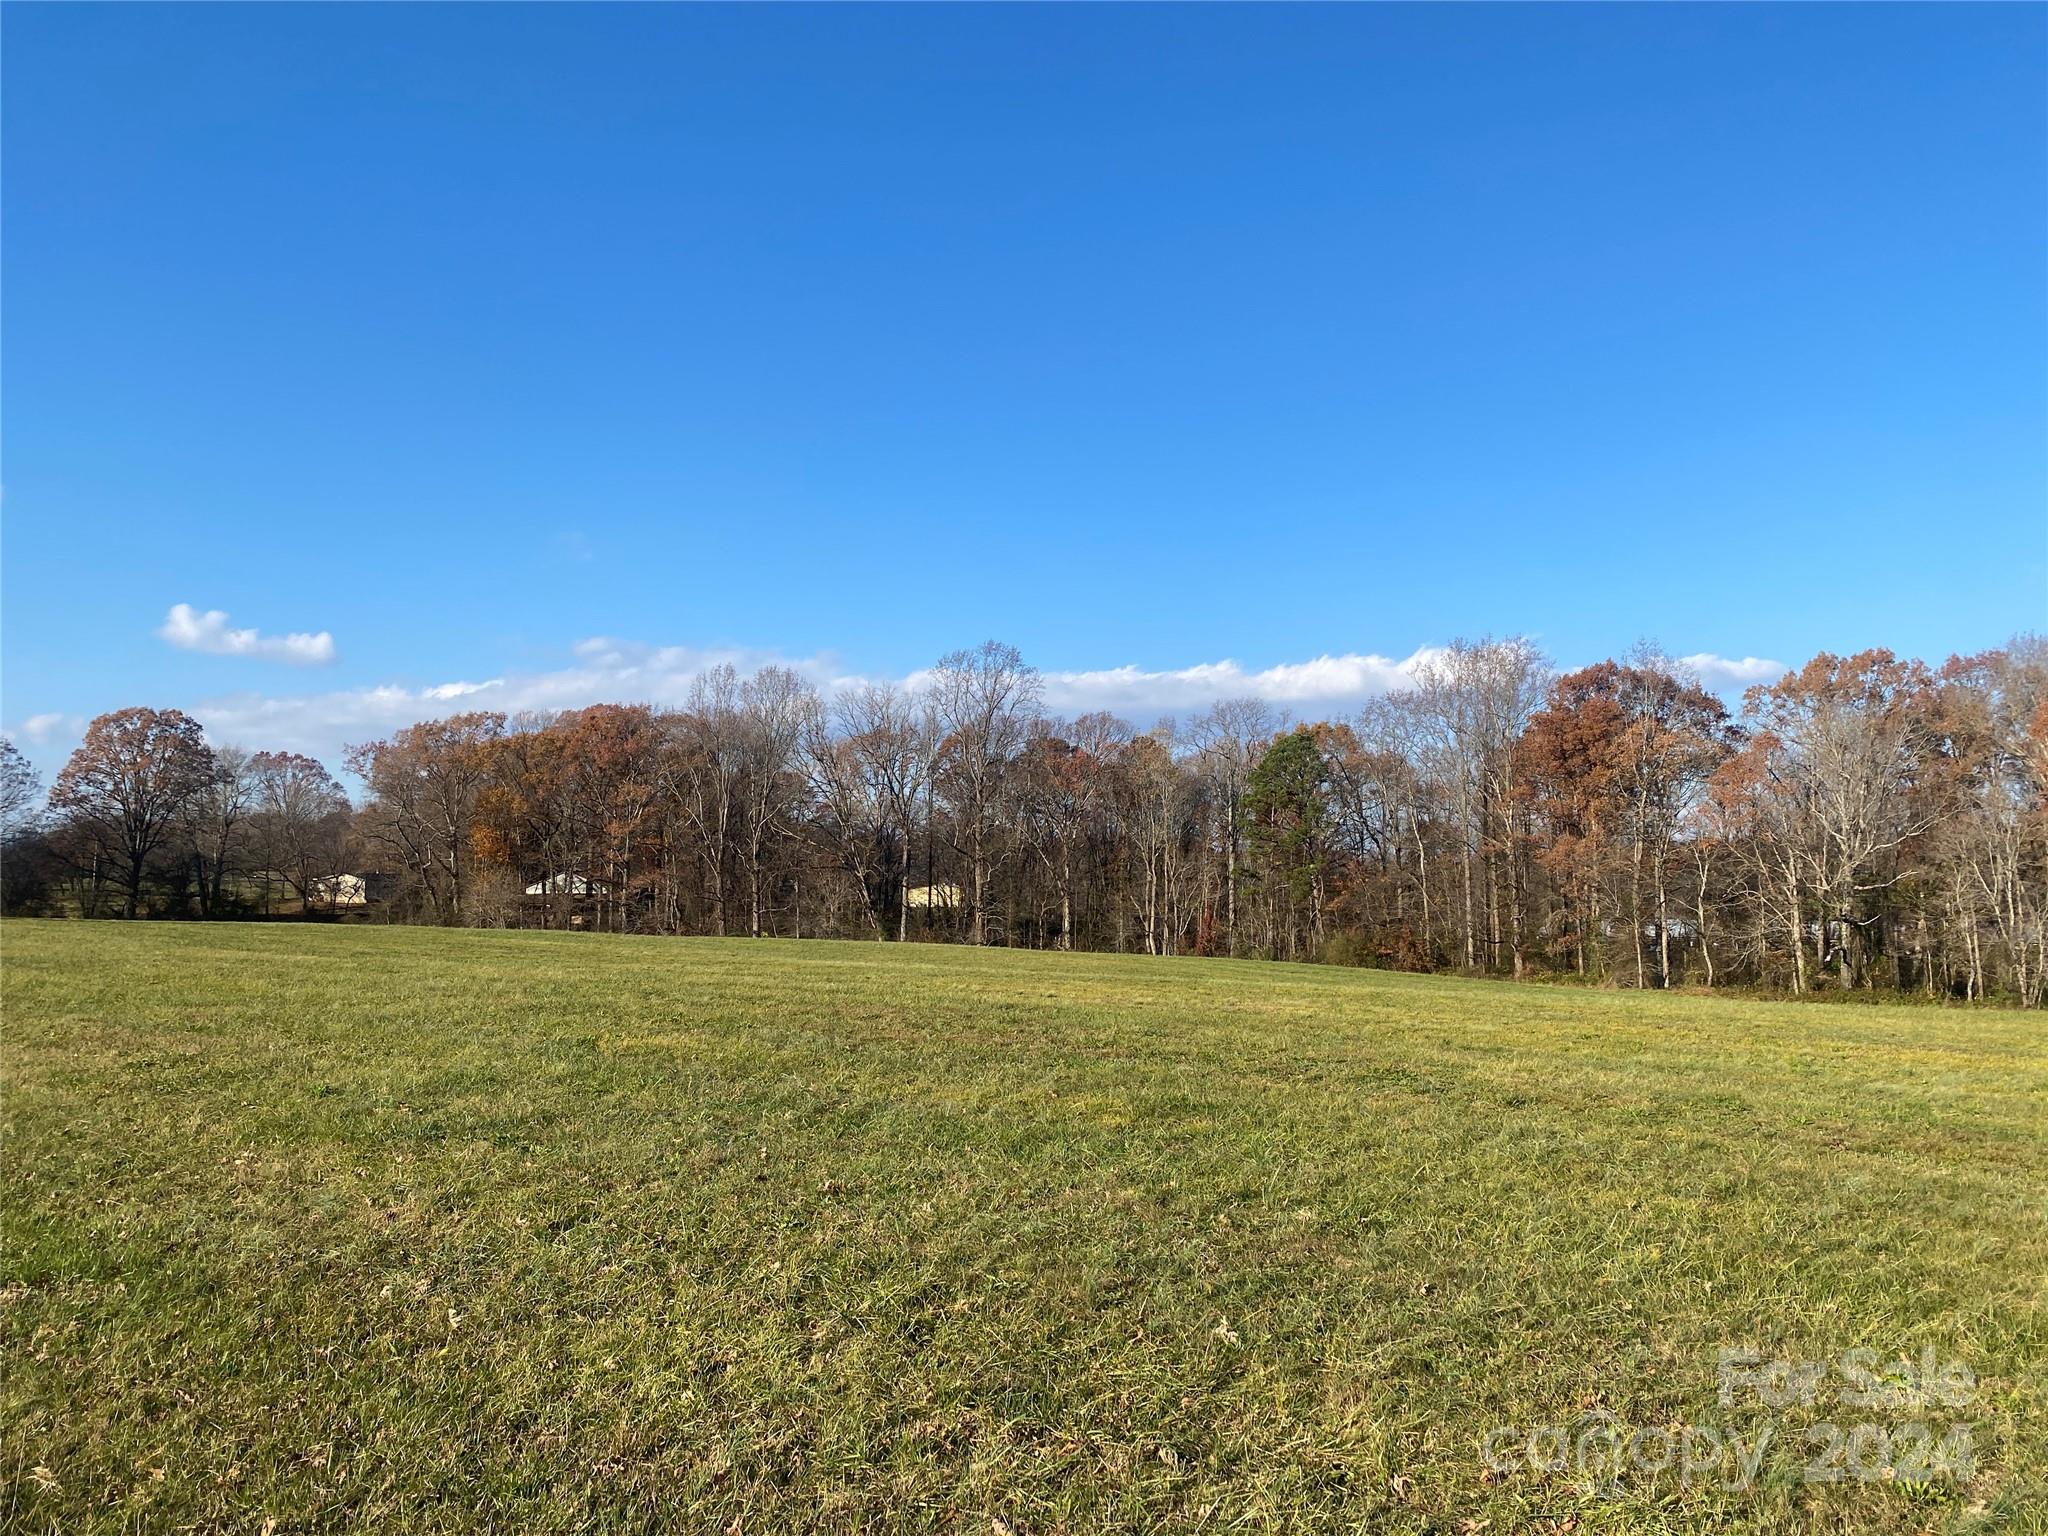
[930,642,1041,944]
[0,739,43,836]
[1927,640,2047,1004]
[803,692,891,937]
[1405,639,1549,971]
[1744,652,1938,989]
[1020,712,1128,951]
[252,751,352,911]
[838,684,939,942]
[0,739,50,914]
[1188,698,1278,956]
[184,744,257,918]
[737,667,814,937]
[670,668,746,936]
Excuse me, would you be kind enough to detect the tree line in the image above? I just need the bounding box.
[4,635,2043,1005]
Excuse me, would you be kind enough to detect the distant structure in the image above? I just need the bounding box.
[525,874,606,898]
[308,873,389,908]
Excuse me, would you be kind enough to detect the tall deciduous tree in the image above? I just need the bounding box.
[0,739,50,914]
[837,684,938,941]
[1740,651,1937,990]
[931,642,1041,945]
[1407,639,1549,972]
[50,707,214,918]
[1189,698,1278,957]
[1519,655,1732,985]
[252,750,353,910]
[737,668,814,938]
[0,739,43,835]
[184,744,257,919]
[347,712,505,925]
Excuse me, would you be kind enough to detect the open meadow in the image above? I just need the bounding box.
[2,920,2043,1534]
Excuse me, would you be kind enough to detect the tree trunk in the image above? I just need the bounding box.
[1459,845,1476,970]
[1655,853,1671,988]
[750,850,763,938]
[1060,849,1074,951]
[1695,859,1714,988]
[1786,867,1806,995]
[1507,829,1525,980]
[1631,838,1646,989]
[970,838,988,946]
[1225,790,1238,956]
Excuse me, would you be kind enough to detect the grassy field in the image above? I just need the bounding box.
[1,921,2042,1534]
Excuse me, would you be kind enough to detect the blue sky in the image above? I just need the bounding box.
[4,4,2043,773]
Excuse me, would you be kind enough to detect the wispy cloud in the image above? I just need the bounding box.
[1026,651,1446,716]
[185,641,851,764]
[159,603,337,666]
[182,642,1448,767]
[15,712,80,747]
[1677,653,1788,691]
[41,635,1784,775]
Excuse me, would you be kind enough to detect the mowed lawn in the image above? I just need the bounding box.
[2,922,2042,1534]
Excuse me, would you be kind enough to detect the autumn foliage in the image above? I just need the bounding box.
[15,637,2047,1004]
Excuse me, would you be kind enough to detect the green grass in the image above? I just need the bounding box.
[2,920,2042,1534]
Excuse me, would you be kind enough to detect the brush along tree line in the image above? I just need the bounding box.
[6,636,2043,1003]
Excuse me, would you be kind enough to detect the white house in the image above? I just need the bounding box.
[309,873,369,908]
[525,873,606,897]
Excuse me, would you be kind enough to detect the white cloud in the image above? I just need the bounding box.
[159,603,337,666]
[160,636,1784,775]
[422,679,504,701]
[1677,653,1788,691]
[1029,650,1445,716]
[181,641,1447,770]
[17,712,78,746]
[184,642,851,765]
